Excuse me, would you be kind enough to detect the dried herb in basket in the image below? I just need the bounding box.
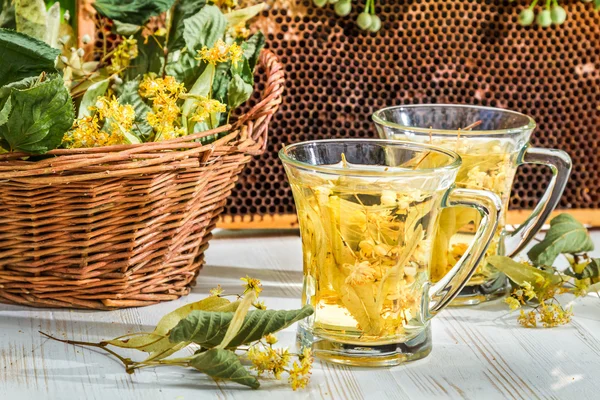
[0,0,266,154]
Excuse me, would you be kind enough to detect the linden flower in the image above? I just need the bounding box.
[247,345,290,379]
[209,285,223,296]
[197,39,243,65]
[504,296,521,311]
[518,309,538,328]
[253,300,267,310]
[265,334,278,345]
[190,97,227,123]
[345,261,376,286]
[241,275,263,295]
[522,281,537,300]
[574,279,589,297]
[139,75,186,140]
[139,75,185,98]
[94,98,136,137]
[538,303,572,328]
[63,115,124,148]
[288,351,313,391]
[65,96,136,148]
[110,37,138,73]
[412,239,432,265]
[396,189,426,209]
[229,21,250,39]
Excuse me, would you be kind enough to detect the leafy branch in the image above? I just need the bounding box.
[40,277,315,390]
[488,213,599,328]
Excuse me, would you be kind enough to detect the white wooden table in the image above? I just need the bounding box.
[1,229,600,400]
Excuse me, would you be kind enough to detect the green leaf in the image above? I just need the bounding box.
[0,28,59,87]
[93,0,175,26]
[165,50,199,89]
[0,75,38,106]
[211,61,231,104]
[527,214,594,266]
[111,20,142,36]
[15,0,46,41]
[224,3,265,27]
[0,74,73,154]
[106,296,231,351]
[232,57,254,86]
[243,32,265,71]
[564,258,600,280]
[182,62,214,132]
[227,74,253,110]
[167,0,207,52]
[182,4,226,52]
[189,348,259,389]
[125,31,164,80]
[487,255,562,289]
[0,96,11,126]
[116,79,153,139]
[595,0,600,10]
[78,79,109,119]
[217,291,256,349]
[169,305,315,348]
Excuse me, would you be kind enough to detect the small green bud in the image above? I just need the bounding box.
[357,12,372,30]
[334,0,352,16]
[369,15,382,32]
[313,0,327,8]
[518,8,535,26]
[551,5,567,25]
[536,9,552,27]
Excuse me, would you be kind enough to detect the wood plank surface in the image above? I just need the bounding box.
[1,230,599,400]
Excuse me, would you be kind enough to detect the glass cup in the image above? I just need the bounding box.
[280,139,501,366]
[373,105,572,305]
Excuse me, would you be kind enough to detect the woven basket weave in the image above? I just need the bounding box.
[0,50,284,310]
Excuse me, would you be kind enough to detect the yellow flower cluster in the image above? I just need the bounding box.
[247,345,291,379]
[504,281,537,311]
[344,260,376,286]
[139,75,187,141]
[517,303,572,328]
[209,284,224,296]
[110,37,138,73]
[63,96,135,148]
[197,39,243,65]
[505,277,573,328]
[288,348,313,391]
[246,344,313,391]
[229,22,251,39]
[190,96,227,124]
[241,275,263,295]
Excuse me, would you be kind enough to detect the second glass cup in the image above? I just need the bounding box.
[280,139,501,366]
[373,105,572,305]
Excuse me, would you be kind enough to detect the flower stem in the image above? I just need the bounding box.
[39,331,133,368]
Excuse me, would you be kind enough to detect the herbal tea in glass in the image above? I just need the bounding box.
[280,140,501,366]
[374,105,572,305]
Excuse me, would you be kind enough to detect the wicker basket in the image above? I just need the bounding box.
[0,50,284,310]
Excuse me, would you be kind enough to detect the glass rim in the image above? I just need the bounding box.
[372,104,537,137]
[278,138,462,177]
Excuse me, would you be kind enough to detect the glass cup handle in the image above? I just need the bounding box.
[426,187,502,320]
[501,146,572,257]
